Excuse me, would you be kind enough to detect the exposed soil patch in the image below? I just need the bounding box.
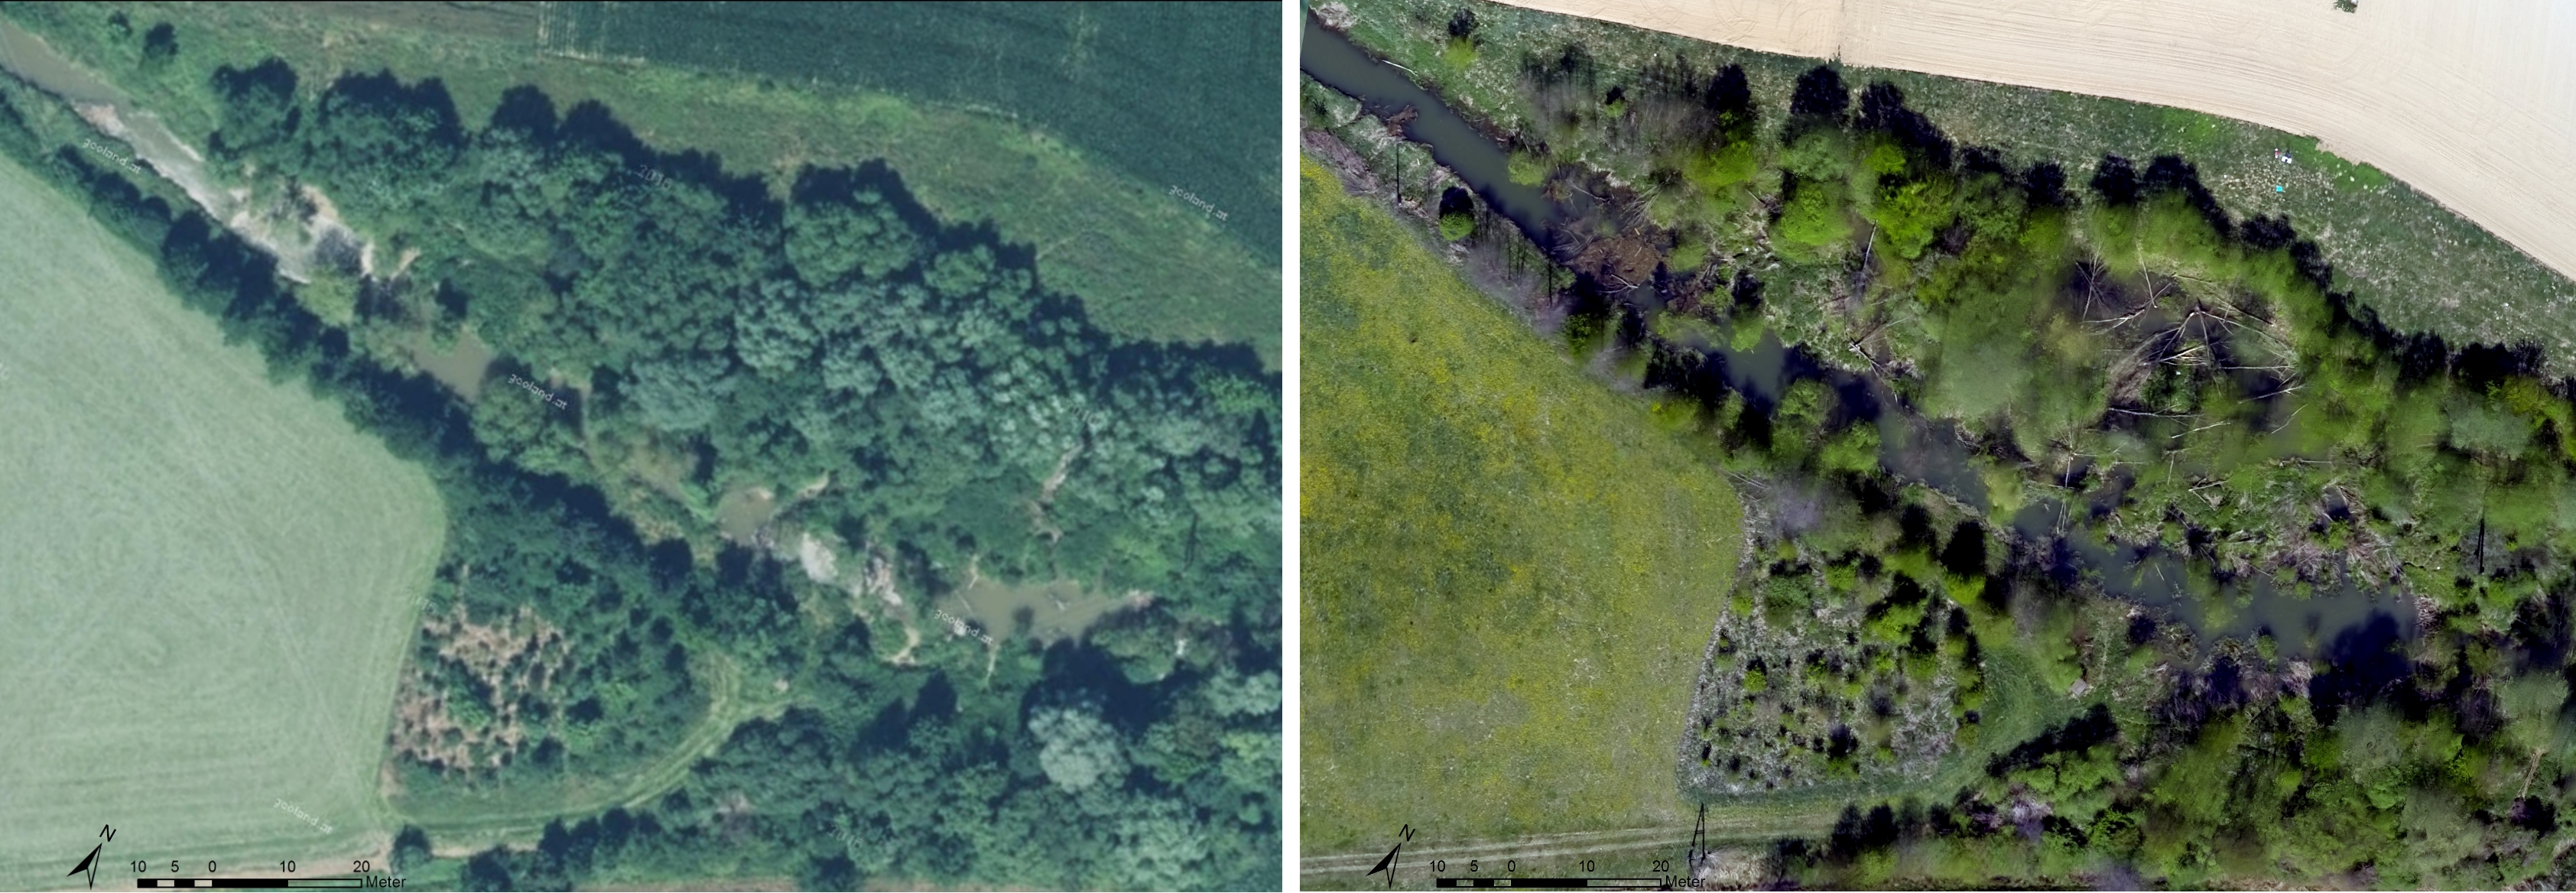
[1568,223,1666,291]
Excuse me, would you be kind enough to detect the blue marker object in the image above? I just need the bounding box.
[2276,185,2285,193]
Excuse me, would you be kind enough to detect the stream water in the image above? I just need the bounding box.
[0,18,113,101]
[1299,14,1558,245]
[1301,20,2413,658]
[2012,499,2417,657]
[0,15,313,278]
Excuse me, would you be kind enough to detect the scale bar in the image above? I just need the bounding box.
[135,879,365,889]
[1434,879,1667,889]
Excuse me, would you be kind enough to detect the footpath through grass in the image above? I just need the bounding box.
[392,651,794,854]
[1298,609,2081,888]
[1301,156,1745,856]
[0,148,443,888]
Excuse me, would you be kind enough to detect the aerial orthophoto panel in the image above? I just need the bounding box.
[0,2,1280,891]
[1301,0,2576,888]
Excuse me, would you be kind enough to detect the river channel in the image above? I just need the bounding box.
[1300,17,2414,658]
[0,15,326,280]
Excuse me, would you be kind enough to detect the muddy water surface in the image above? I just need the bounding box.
[0,15,321,279]
[406,330,495,401]
[938,576,1132,647]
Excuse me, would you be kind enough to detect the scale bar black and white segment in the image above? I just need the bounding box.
[135,878,364,889]
[1434,879,1667,889]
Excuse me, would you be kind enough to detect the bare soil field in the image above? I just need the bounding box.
[1488,0,2576,320]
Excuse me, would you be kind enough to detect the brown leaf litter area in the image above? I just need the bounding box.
[390,603,571,772]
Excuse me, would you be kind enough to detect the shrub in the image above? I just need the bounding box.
[1782,130,1852,180]
[1441,36,1476,70]
[1029,704,1126,792]
[1869,174,1956,260]
[1774,182,1852,260]
[1439,209,1474,241]
[1818,424,1882,476]
[1683,142,1758,193]
[2447,397,2534,459]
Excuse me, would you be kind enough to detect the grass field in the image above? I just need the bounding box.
[0,149,443,888]
[1300,155,1746,856]
[1298,610,2079,887]
[0,2,1280,365]
[538,1,1280,261]
[1334,0,2576,372]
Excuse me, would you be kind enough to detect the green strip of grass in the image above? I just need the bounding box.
[1301,156,1745,855]
[1,1,1278,365]
[536,1,1279,262]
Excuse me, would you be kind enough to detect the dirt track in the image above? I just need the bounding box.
[1300,826,1686,878]
[1301,800,1846,883]
[1485,0,2576,287]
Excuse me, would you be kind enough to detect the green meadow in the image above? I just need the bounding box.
[1301,157,1744,856]
[0,148,442,888]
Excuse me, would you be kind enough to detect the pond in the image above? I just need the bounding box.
[405,330,495,401]
[936,573,1132,648]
